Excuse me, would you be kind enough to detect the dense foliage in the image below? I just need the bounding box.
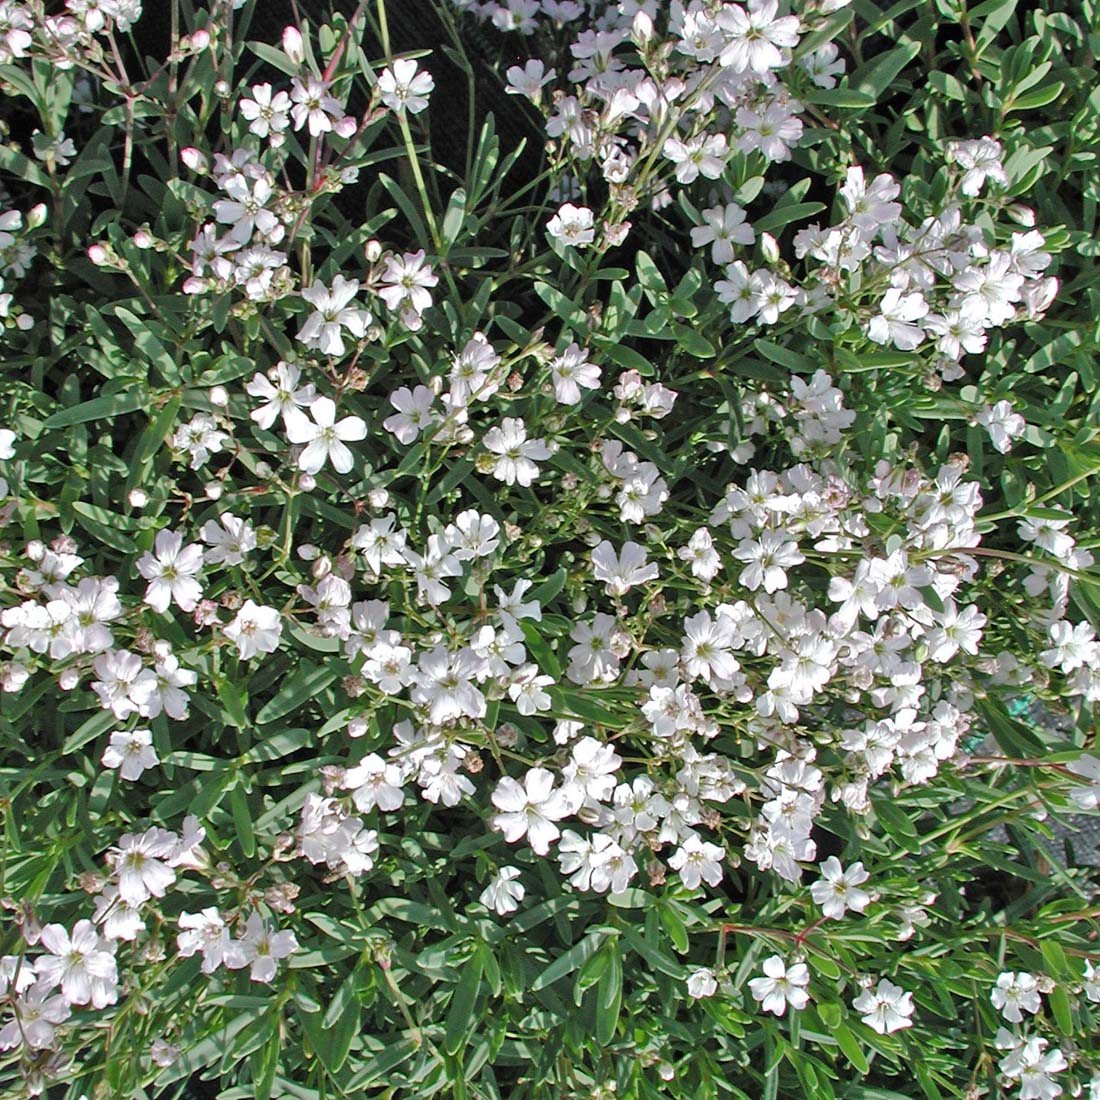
[0,0,1098,1097]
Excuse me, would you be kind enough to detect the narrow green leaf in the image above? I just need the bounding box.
[255,662,339,724]
[444,948,483,1054]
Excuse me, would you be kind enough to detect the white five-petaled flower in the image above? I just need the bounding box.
[284,396,367,475]
[591,540,659,597]
[298,275,372,357]
[691,202,755,265]
[687,966,718,999]
[35,920,118,1008]
[549,343,601,405]
[483,417,551,487]
[668,835,726,889]
[289,75,344,136]
[991,971,1042,1023]
[853,978,914,1034]
[201,513,257,567]
[246,361,317,430]
[136,530,204,614]
[717,0,801,74]
[491,767,571,856]
[547,203,596,248]
[480,866,525,916]
[237,912,298,983]
[224,599,283,660]
[379,58,435,115]
[101,727,158,781]
[239,83,292,142]
[748,955,811,1016]
[177,908,247,974]
[809,856,871,919]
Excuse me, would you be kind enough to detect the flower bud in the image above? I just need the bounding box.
[188,29,210,51]
[367,487,389,508]
[132,229,154,249]
[1006,203,1036,227]
[761,231,780,264]
[58,668,80,691]
[299,472,316,492]
[214,79,231,98]
[87,244,109,266]
[631,11,654,44]
[334,115,357,139]
[26,203,46,230]
[180,147,208,173]
[282,25,305,66]
[128,488,148,508]
[205,483,223,500]
[297,543,320,561]
[209,385,228,407]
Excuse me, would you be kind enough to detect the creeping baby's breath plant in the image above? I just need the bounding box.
[0,0,1097,1097]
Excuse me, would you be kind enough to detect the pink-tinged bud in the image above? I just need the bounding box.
[132,229,154,249]
[26,203,46,229]
[209,385,229,407]
[188,28,210,51]
[282,25,304,66]
[87,244,109,266]
[181,147,207,173]
[760,231,780,264]
[334,114,357,139]
[58,668,80,691]
[631,11,654,44]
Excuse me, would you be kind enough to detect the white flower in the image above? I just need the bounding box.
[732,530,804,593]
[136,530,204,614]
[691,203,754,265]
[976,399,1026,453]
[592,540,659,596]
[854,978,914,1034]
[173,413,228,469]
[748,956,811,1016]
[550,343,601,405]
[177,908,247,974]
[809,856,871,919]
[717,0,800,74]
[483,417,551,487]
[298,276,371,357]
[867,288,928,350]
[0,983,71,1051]
[246,361,317,430]
[0,428,14,459]
[991,971,1042,1023]
[505,59,555,98]
[101,728,158,781]
[663,133,728,185]
[378,58,435,115]
[201,513,257,567]
[343,753,405,813]
[35,920,118,1008]
[377,250,439,318]
[236,913,298,983]
[289,76,344,136]
[946,136,1007,197]
[224,599,283,660]
[547,203,595,248]
[285,396,367,475]
[687,967,718,999]
[111,828,178,905]
[1068,754,1100,811]
[383,384,437,444]
[678,528,721,582]
[239,83,292,141]
[491,767,571,856]
[480,866,525,915]
[668,835,725,889]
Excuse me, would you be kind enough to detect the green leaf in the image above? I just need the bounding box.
[444,947,483,1055]
[255,662,339,724]
[801,88,877,109]
[45,390,148,428]
[752,203,827,234]
[834,1022,869,1074]
[531,931,606,992]
[230,783,256,858]
[595,941,622,1046]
